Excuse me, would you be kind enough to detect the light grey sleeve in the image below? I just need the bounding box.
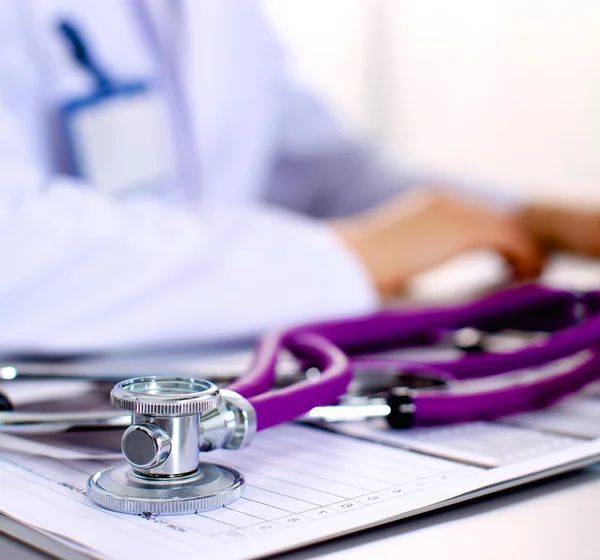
[264,139,425,219]
[262,86,413,218]
[263,87,518,218]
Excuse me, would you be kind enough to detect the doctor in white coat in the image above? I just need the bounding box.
[0,0,597,355]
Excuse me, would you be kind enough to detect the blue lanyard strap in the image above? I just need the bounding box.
[57,19,113,91]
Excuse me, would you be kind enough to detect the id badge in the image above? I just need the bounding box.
[61,82,176,195]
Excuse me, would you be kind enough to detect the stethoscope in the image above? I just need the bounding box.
[2,284,600,515]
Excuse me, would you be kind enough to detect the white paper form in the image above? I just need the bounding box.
[329,355,595,468]
[330,419,582,467]
[0,424,480,560]
[503,393,600,439]
[2,421,600,560]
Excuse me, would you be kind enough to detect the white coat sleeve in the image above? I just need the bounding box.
[0,98,376,355]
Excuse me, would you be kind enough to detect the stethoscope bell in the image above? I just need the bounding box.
[88,377,245,514]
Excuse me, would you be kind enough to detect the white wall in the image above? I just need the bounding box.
[263,0,600,203]
[262,0,375,137]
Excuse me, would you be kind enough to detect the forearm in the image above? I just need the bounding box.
[330,189,544,298]
[519,203,600,256]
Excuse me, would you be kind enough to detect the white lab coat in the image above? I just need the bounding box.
[0,0,426,355]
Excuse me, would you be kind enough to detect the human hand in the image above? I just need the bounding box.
[520,203,600,257]
[331,190,544,298]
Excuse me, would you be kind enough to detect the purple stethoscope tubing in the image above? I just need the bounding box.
[227,284,600,430]
[228,331,352,431]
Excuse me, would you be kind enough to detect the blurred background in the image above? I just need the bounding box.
[264,0,600,204]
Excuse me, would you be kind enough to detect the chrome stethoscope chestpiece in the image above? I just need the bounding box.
[88,377,247,515]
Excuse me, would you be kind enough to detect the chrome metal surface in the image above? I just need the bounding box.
[88,376,252,514]
[0,410,130,433]
[112,377,217,479]
[304,398,392,423]
[0,365,207,382]
[130,414,200,476]
[200,390,256,451]
[121,423,172,471]
[111,377,221,416]
[88,462,244,514]
[0,362,247,382]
